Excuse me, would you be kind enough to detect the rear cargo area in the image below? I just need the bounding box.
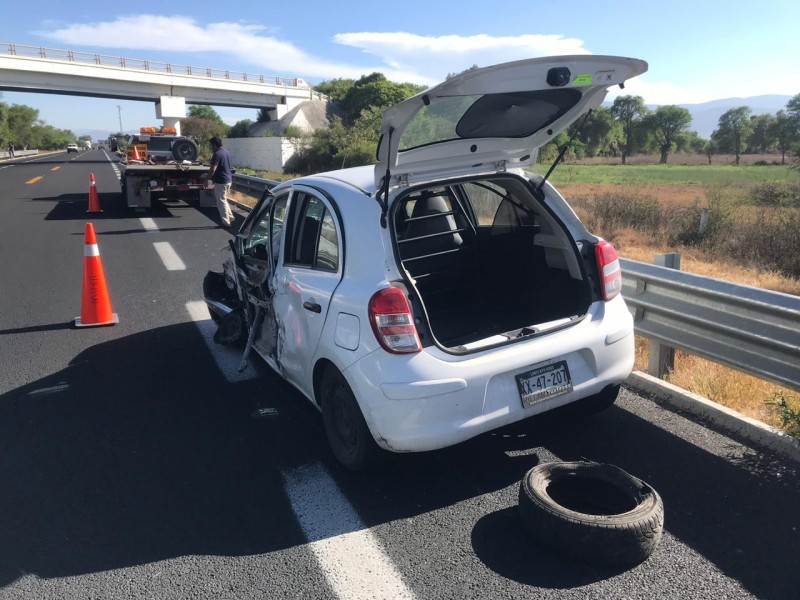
[393,177,592,350]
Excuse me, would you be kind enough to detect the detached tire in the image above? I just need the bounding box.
[321,366,382,471]
[172,138,198,162]
[519,462,664,567]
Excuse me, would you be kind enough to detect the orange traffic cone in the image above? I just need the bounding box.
[131,144,141,161]
[87,172,102,213]
[75,223,119,328]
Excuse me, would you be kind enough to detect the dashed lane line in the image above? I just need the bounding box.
[185,301,260,382]
[284,464,417,600]
[25,176,43,184]
[140,217,159,232]
[153,241,186,271]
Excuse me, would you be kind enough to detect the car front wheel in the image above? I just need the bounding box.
[321,366,382,471]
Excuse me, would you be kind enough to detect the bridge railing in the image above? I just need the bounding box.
[1,41,311,88]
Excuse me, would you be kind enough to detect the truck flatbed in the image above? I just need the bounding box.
[120,161,216,208]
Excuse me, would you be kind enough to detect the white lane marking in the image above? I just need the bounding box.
[153,241,186,271]
[284,464,416,600]
[140,217,159,232]
[186,301,259,382]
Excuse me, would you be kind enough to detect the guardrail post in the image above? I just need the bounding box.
[648,253,681,378]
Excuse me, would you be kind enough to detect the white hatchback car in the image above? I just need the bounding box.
[204,55,647,469]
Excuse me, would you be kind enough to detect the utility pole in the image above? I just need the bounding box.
[117,105,123,134]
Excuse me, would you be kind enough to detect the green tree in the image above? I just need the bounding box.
[610,95,648,164]
[256,108,272,123]
[7,104,40,149]
[0,101,10,145]
[567,107,621,157]
[315,78,355,103]
[704,139,718,164]
[229,119,253,138]
[181,117,228,160]
[769,110,799,165]
[675,130,708,154]
[340,73,425,124]
[787,93,800,120]
[642,105,692,164]
[712,106,753,165]
[187,105,225,126]
[747,113,775,153]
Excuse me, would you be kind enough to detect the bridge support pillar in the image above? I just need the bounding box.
[156,96,186,135]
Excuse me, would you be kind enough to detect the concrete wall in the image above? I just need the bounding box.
[224,137,297,172]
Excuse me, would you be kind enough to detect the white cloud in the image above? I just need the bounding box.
[38,16,594,86]
[605,77,714,106]
[37,15,410,81]
[333,32,590,83]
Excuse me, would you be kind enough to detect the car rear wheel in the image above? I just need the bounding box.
[519,461,664,567]
[321,366,382,471]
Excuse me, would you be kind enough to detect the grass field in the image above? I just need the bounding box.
[549,163,800,186]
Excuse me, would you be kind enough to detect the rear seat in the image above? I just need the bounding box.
[395,190,475,298]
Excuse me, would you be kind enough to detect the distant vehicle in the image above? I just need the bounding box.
[66,143,79,154]
[84,141,92,150]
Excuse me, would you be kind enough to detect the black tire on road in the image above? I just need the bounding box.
[172,138,198,162]
[321,366,383,471]
[518,461,664,567]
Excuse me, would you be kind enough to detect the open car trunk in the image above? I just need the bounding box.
[392,176,593,351]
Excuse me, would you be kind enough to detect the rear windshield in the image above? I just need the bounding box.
[398,88,582,151]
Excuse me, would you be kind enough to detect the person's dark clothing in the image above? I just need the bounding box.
[210,146,232,184]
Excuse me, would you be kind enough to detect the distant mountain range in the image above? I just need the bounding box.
[75,95,795,142]
[672,95,794,138]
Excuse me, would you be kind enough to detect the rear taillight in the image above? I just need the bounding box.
[595,240,622,301]
[368,287,422,354]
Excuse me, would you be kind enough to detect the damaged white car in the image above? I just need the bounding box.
[203,55,647,470]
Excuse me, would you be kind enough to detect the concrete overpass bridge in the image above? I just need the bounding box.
[0,42,324,133]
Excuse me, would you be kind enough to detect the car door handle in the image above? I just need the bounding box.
[303,301,322,314]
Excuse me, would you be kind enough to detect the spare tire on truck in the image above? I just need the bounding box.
[172,138,198,162]
[518,461,664,567]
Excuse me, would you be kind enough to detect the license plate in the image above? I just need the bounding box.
[516,360,573,408]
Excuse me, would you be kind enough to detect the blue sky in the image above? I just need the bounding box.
[1,0,798,136]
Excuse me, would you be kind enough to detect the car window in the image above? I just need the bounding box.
[285,193,339,271]
[462,181,535,233]
[244,192,288,262]
[270,194,288,268]
[462,182,505,226]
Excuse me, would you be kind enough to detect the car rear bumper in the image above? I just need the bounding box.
[343,299,634,452]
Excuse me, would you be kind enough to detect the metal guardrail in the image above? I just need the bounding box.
[1,41,310,88]
[231,174,280,198]
[620,258,800,392]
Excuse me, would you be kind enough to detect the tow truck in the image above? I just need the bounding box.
[120,127,217,209]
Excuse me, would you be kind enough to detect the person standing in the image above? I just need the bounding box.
[208,136,234,226]
[7,142,14,158]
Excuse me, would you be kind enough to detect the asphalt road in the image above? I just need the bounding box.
[1,150,798,600]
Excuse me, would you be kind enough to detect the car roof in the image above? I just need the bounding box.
[291,165,378,196]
